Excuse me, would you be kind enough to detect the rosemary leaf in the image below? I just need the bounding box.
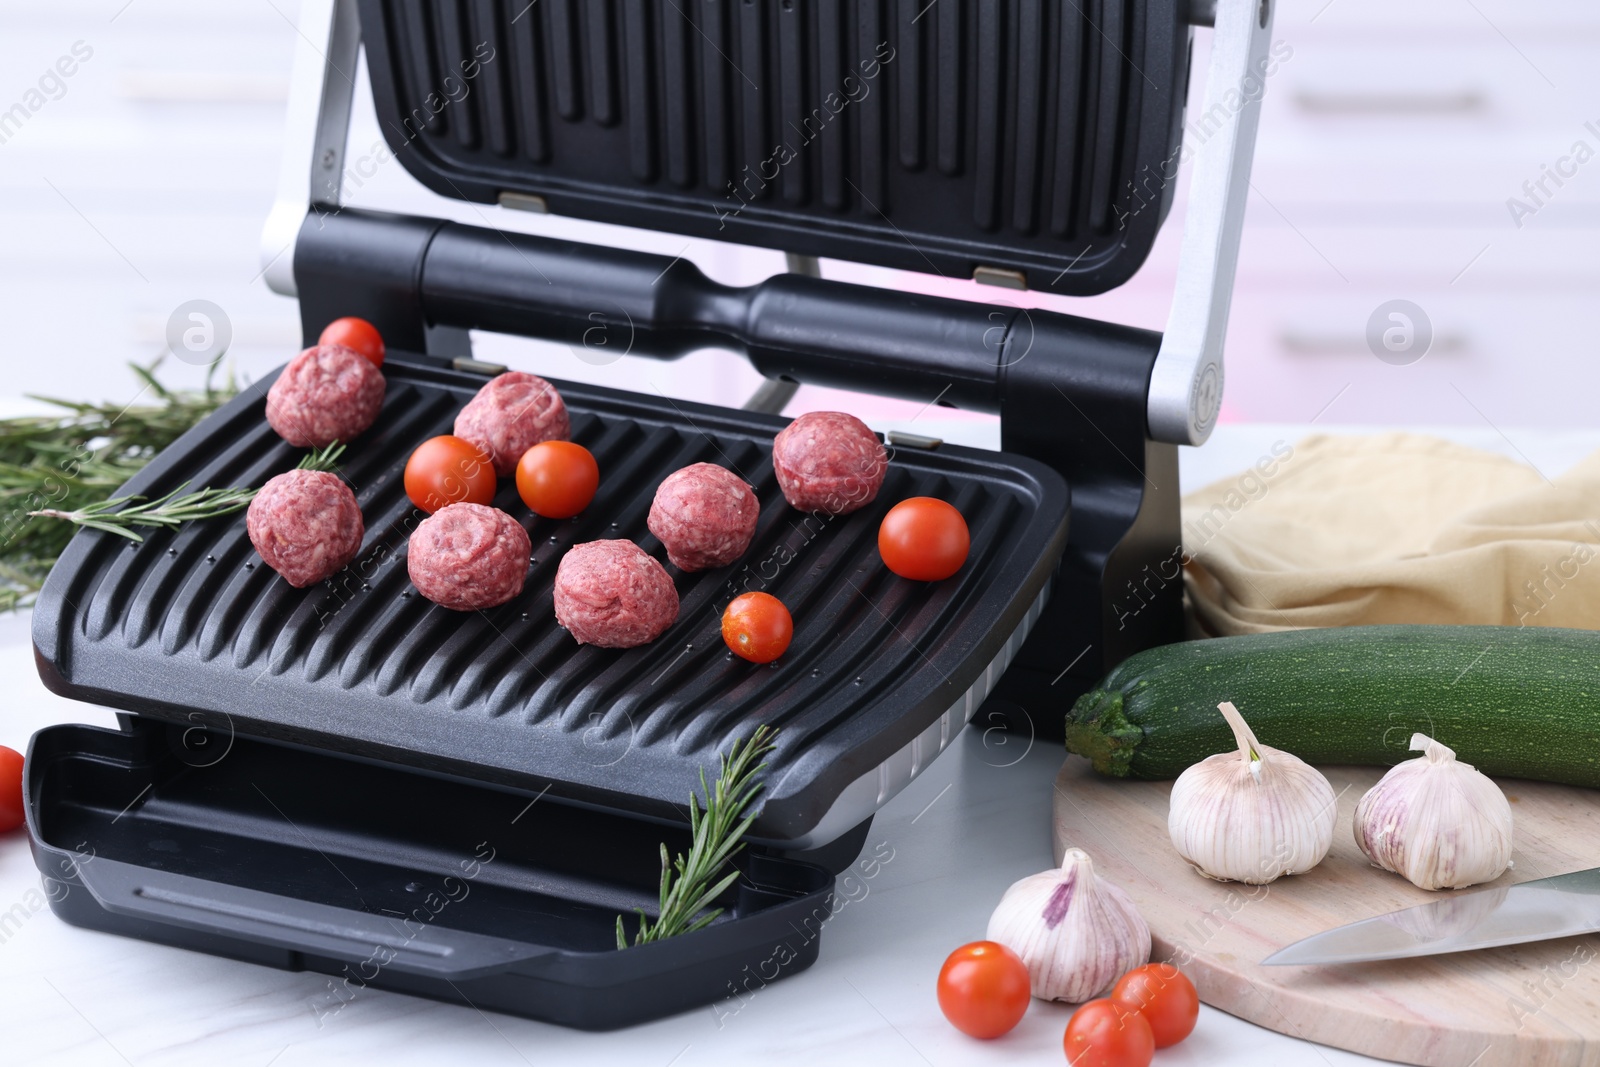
[128,360,173,402]
[0,360,237,609]
[618,726,777,949]
[298,441,347,473]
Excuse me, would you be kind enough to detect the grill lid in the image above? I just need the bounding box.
[32,353,1068,845]
[354,0,1191,296]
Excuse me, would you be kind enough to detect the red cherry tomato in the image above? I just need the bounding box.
[1110,963,1199,1048]
[0,746,24,834]
[1063,999,1155,1067]
[878,497,970,582]
[515,441,599,519]
[721,592,793,664]
[405,435,497,513]
[936,940,1030,1040]
[319,317,385,367]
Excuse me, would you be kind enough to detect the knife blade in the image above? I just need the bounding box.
[1261,866,1600,966]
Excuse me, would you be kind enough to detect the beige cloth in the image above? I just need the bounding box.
[1182,432,1600,636]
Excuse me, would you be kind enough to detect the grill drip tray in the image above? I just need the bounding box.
[25,717,834,1030]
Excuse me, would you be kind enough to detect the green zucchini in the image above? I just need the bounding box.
[1065,625,1600,786]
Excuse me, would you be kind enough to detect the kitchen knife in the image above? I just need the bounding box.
[1261,867,1600,966]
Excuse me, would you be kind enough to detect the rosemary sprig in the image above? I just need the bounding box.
[25,442,347,543]
[30,484,259,542]
[0,360,237,611]
[618,726,777,948]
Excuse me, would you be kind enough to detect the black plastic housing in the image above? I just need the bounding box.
[31,351,1069,844]
[355,0,1192,295]
[25,718,835,1030]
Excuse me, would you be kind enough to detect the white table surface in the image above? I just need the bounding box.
[3,420,1593,1067]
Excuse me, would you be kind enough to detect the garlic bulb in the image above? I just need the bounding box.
[1353,733,1513,890]
[1168,701,1337,884]
[986,848,1150,1003]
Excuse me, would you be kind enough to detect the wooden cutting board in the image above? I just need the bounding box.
[1052,757,1600,1067]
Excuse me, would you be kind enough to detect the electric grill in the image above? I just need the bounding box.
[24,0,1273,1028]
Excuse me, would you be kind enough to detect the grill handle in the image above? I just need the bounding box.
[72,857,553,981]
[418,216,1020,411]
[295,208,1161,417]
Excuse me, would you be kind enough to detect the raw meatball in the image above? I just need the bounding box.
[772,411,887,515]
[408,503,532,611]
[246,469,364,588]
[265,344,385,448]
[647,463,759,571]
[453,371,570,477]
[553,540,679,648]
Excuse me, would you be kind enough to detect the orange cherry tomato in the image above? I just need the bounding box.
[319,316,385,367]
[405,435,497,513]
[515,441,599,519]
[878,497,970,582]
[936,940,1030,1040]
[1110,963,1199,1048]
[721,592,793,664]
[1063,999,1155,1067]
[0,746,24,833]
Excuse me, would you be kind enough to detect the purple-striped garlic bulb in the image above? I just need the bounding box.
[985,848,1151,1003]
[1353,733,1513,891]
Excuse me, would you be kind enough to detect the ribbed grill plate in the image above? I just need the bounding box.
[355,0,1191,296]
[32,355,1068,840]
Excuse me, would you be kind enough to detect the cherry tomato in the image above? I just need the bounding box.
[936,940,1030,1040]
[319,317,385,367]
[1063,999,1155,1067]
[1110,963,1199,1048]
[721,592,793,664]
[878,497,970,582]
[0,746,24,834]
[515,441,599,519]
[405,435,497,513]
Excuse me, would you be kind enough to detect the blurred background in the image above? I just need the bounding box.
[1,0,1596,433]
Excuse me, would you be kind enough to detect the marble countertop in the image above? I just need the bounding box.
[6,421,1590,1067]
